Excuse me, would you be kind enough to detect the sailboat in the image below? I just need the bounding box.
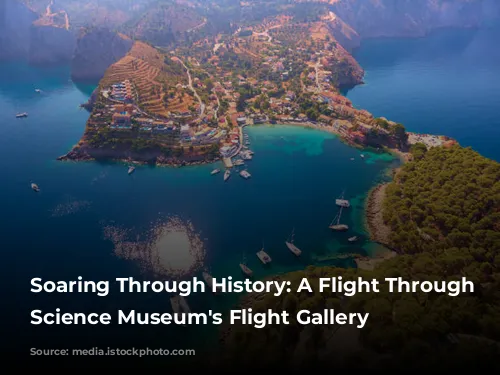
[256,242,272,264]
[335,190,350,208]
[203,270,220,293]
[285,228,302,256]
[329,206,349,231]
[239,255,253,277]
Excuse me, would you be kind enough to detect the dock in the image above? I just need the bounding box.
[223,157,233,168]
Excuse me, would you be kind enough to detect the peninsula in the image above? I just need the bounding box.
[58,12,455,166]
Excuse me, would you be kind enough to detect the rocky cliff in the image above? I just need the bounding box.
[71,28,133,82]
[28,25,76,64]
[331,0,500,39]
[1,0,75,63]
[0,0,37,60]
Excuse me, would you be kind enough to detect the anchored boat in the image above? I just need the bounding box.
[211,168,221,175]
[16,112,28,118]
[31,183,40,192]
[335,190,350,208]
[348,236,358,243]
[256,248,272,264]
[285,228,302,256]
[329,206,348,231]
[239,170,251,179]
[224,170,231,181]
[128,166,135,175]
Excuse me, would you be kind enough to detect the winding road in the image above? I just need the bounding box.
[177,58,205,119]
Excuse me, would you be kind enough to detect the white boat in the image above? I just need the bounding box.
[170,295,190,326]
[128,166,135,175]
[239,263,253,277]
[239,170,251,179]
[329,206,349,231]
[360,154,365,159]
[31,182,40,192]
[285,228,302,256]
[35,89,41,93]
[233,160,244,166]
[203,271,219,293]
[256,248,272,264]
[350,158,355,161]
[335,191,350,208]
[335,199,350,208]
[16,112,28,118]
[211,168,221,175]
[348,236,358,242]
[224,170,231,181]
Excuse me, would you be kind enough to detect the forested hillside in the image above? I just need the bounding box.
[220,146,500,370]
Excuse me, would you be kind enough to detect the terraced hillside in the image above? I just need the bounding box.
[100,41,187,117]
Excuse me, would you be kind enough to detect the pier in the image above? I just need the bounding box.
[223,158,233,168]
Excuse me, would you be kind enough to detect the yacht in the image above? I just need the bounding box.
[211,168,221,175]
[239,170,251,179]
[224,170,231,181]
[348,236,359,243]
[285,228,302,256]
[233,160,244,166]
[128,166,135,175]
[329,206,349,231]
[239,263,253,277]
[256,249,272,264]
[335,191,350,208]
[170,295,191,326]
[203,271,219,293]
[16,113,28,118]
[31,182,40,192]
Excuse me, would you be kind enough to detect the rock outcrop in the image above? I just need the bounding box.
[71,28,133,82]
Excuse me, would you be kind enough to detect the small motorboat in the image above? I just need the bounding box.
[128,166,135,175]
[224,170,231,182]
[348,236,358,243]
[211,168,221,175]
[16,113,28,118]
[31,182,40,192]
[360,154,365,159]
[35,89,41,93]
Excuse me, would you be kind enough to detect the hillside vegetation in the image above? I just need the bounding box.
[220,146,500,370]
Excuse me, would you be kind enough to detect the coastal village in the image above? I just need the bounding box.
[66,15,454,171]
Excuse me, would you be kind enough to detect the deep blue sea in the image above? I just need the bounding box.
[345,24,500,161]
[1,63,395,353]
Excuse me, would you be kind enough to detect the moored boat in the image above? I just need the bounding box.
[128,166,135,175]
[203,271,219,293]
[224,170,231,181]
[285,228,302,256]
[256,248,272,264]
[31,181,40,192]
[239,263,253,277]
[16,112,28,118]
[348,236,358,242]
[240,170,251,179]
[329,206,348,231]
[211,168,221,175]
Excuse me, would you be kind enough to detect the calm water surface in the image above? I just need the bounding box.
[2,62,396,352]
[346,25,500,161]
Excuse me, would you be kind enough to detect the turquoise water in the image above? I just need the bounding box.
[345,25,500,161]
[2,62,396,353]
